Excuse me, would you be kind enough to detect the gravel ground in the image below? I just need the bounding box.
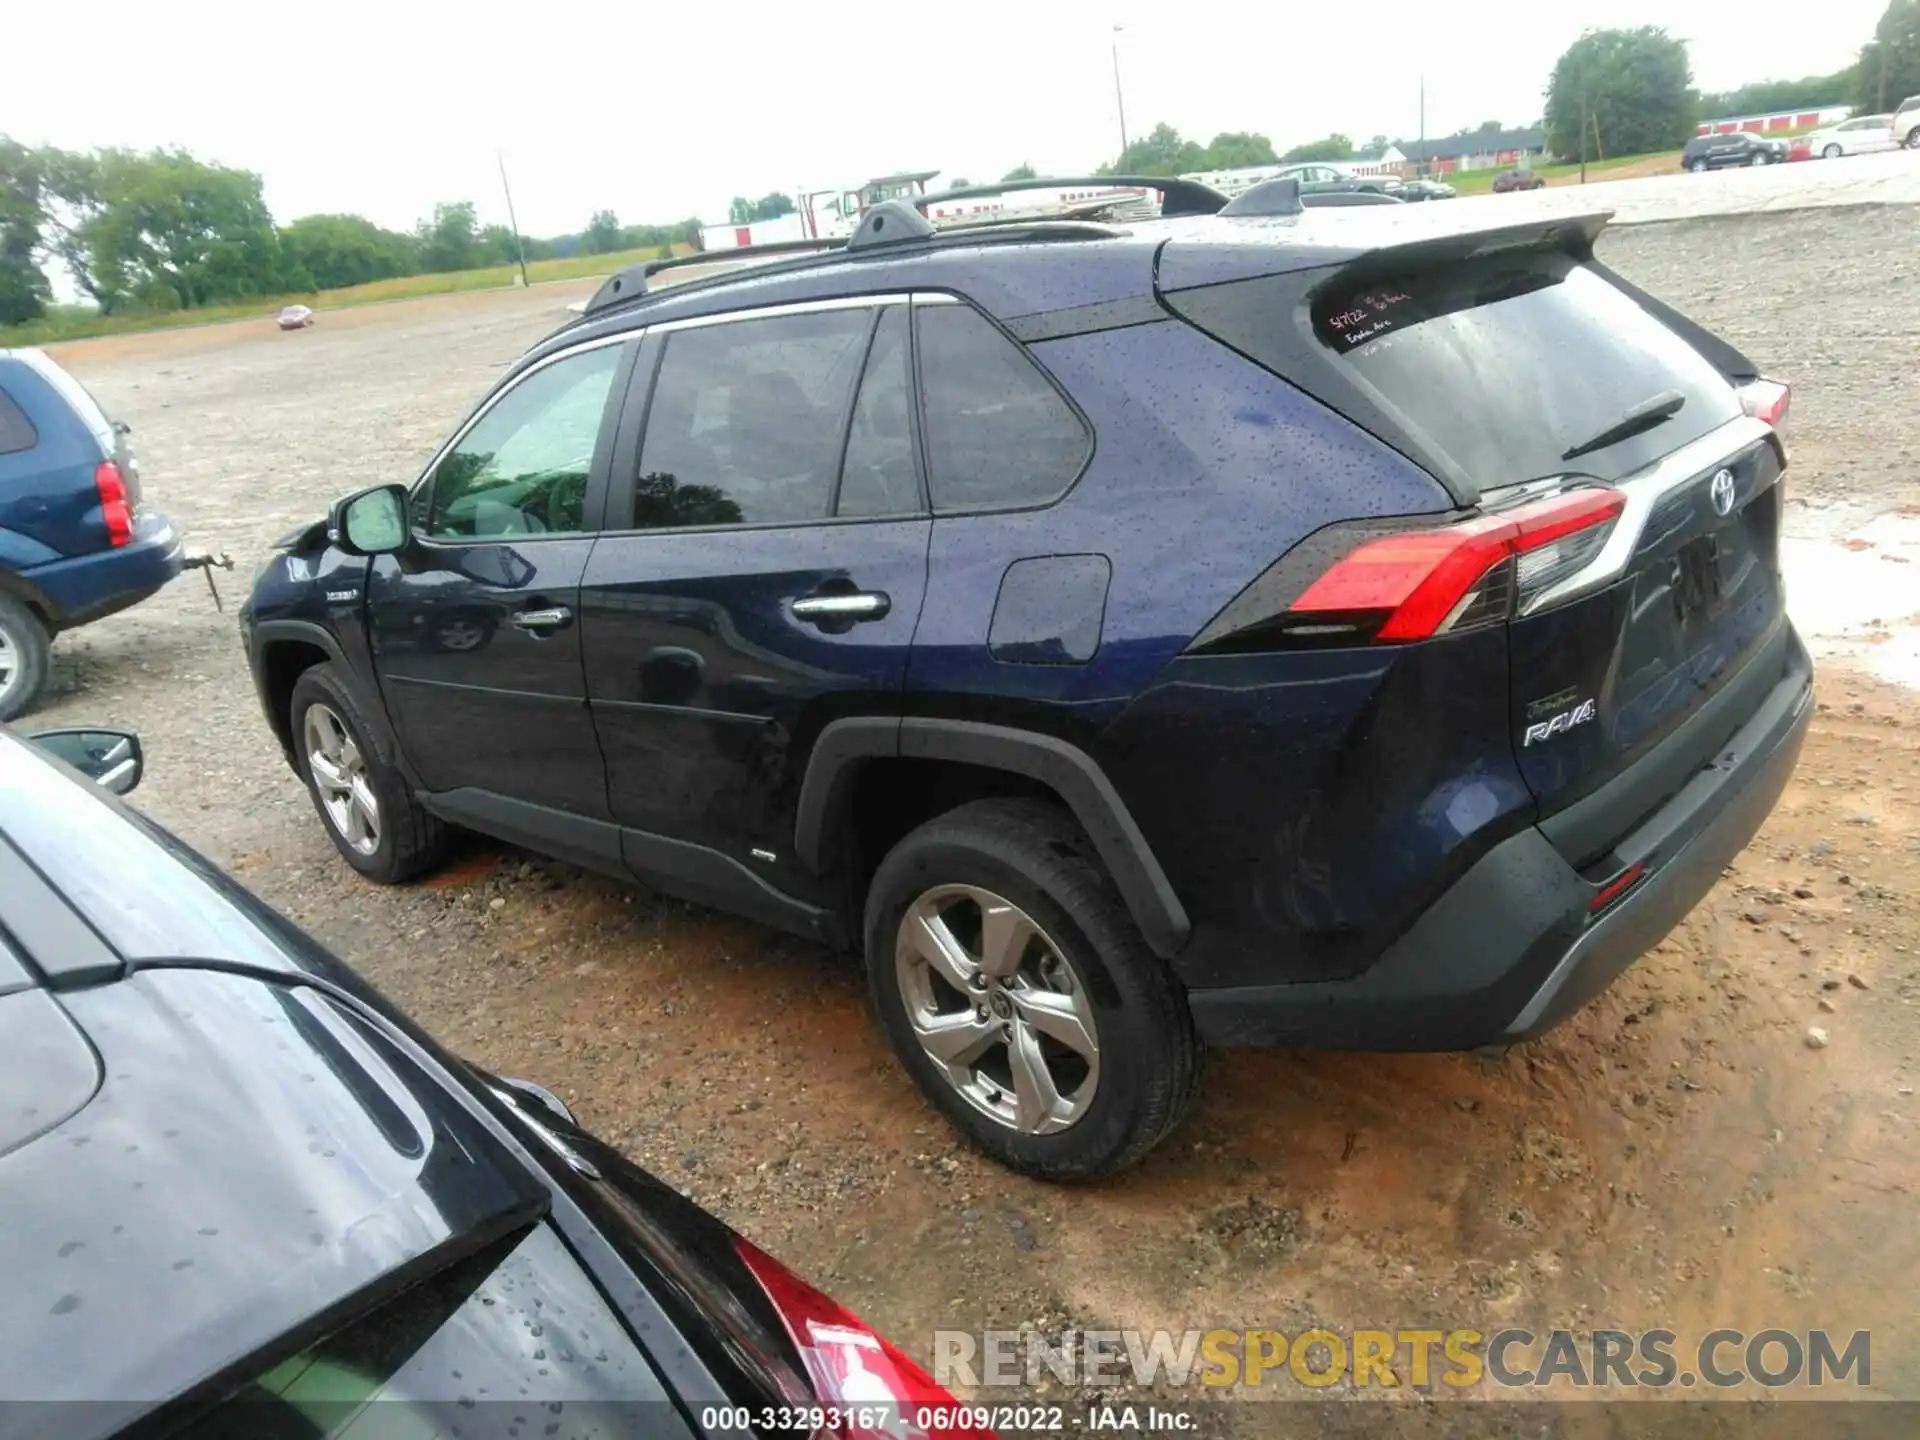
[32,203,1920,1429]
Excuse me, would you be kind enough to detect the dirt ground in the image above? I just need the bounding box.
[33,205,1920,1428]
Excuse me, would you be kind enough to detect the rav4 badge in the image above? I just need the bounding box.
[1523,698,1598,746]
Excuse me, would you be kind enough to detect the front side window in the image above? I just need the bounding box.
[916,304,1090,513]
[422,343,622,539]
[631,308,872,530]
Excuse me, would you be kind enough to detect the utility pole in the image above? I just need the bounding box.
[1111,25,1130,162]
[1418,75,1426,178]
[1579,92,1589,184]
[496,151,530,289]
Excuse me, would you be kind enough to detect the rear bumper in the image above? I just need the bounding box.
[1188,626,1812,1051]
[20,511,183,630]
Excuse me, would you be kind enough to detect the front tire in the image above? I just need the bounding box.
[290,662,449,882]
[0,594,51,723]
[864,799,1202,1180]
[1823,144,1843,159]
[1688,159,1709,172]
[1906,128,1920,149]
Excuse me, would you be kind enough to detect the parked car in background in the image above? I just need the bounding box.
[0,723,983,1440]
[1491,168,1546,192]
[1397,178,1457,201]
[1803,113,1897,158]
[0,348,182,720]
[243,191,1808,1180]
[277,304,316,330]
[1895,94,1920,148]
[1682,131,1790,170]
[1274,163,1403,197]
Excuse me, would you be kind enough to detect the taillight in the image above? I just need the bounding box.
[1737,377,1790,428]
[735,1237,996,1440]
[1288,487,1626,643]
[95,460,133,546]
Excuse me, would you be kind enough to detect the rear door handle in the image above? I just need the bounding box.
[790,592,890,624]
[512,605,574,633]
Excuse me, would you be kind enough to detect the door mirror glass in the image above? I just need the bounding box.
[334,484,411,555]
[29,728,143,794]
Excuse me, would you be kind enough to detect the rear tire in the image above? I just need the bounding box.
[1688,159,1709,172]
[290,662,449,883]
[0,594,51,723]
[863,798,1203,1180]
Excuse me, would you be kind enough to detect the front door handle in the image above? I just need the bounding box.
[790,592,890,624]
[512,605,574,633]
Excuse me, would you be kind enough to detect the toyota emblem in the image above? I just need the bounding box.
[1708,468,1737,518]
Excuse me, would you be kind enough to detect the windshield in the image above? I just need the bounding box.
[1309,252,1742,490]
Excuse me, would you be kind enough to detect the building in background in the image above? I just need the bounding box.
[1393,127,1548,176]
[1696,105,1851,136]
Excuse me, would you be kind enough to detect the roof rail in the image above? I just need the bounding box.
[583,237,847,315]
[916,174,1230,219]
[571,206,1142,325]
[1218,177,1303,217]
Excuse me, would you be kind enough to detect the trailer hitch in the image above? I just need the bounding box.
[182,550,236,611]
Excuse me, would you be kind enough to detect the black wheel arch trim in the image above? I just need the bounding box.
[249,620,415,787]
[794,716,1191,959]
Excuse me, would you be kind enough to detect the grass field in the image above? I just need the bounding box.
[1446,151,1684,194]
[0,244,696,348]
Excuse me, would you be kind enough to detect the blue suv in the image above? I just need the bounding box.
[0,348,184,719]
[241,184,1811,1178]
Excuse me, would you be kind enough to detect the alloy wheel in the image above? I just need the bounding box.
[0,625,16,707]
[304,702,381,855]
[895,885,1100,1135]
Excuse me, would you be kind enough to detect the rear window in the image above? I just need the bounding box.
[1306,253,1741,490]
[20,351,114,448]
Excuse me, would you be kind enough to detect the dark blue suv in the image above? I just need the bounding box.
[0,348,184,719]
[240,188,1811,1178]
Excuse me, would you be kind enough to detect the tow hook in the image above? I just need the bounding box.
[182,550,236,610]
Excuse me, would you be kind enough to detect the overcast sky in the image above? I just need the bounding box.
[2,0,1885,238]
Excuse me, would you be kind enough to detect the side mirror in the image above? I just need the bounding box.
[329,484,412,556]
[29,728,143,794]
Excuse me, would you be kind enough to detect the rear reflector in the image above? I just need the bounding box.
[1290,488,1626,642]
[736,1237,996,1439]
[1737,378,1790,428]
[95,461,133,547]
[1589,861,1647,913]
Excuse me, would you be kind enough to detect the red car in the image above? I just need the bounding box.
[1491,168,1546,192]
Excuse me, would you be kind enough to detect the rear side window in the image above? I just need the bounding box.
[836,306,921,518]
[634,308,872,529]
[0,388,36,456]
[916,304,1090,512]
[20,352,113,448]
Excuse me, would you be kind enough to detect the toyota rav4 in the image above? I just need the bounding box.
[240,183,1809,1179]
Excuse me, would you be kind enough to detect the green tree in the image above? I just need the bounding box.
[582,209,621,254]
[727,192,795,224]
[84,150,287,309]
[1280,133,1355,162]
[1106,122,1207,176]
[1201,131,1279,168]
[1545,27,1696,160]
[1857,0,1920,111]
[279,213,419,291]
[32,148,122,313]
[1699,70,1855,118]
[1001,162,1037,181]
[0,138,50,325]
[477,223,520,266]
[416,201,480,272]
